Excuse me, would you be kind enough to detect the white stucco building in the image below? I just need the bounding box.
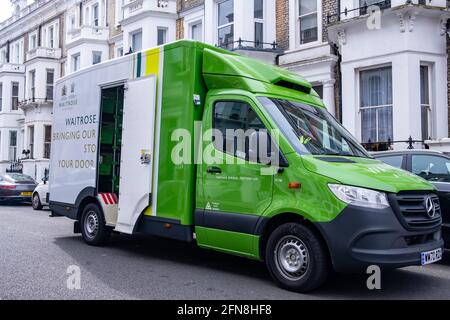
[328,0,449,150]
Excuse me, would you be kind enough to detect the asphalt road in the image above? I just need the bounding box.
[1,204,450,300]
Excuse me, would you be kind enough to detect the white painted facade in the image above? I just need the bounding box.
[118,0,177,53]
[328,2,449,150]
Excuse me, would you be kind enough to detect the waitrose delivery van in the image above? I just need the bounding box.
[49,40,443,292]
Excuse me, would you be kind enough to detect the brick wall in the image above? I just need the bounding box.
[275,0,289,50]
[322,0,338,43]
[176,17,185,40]
[176,0,204,40]
[178,0,204,12]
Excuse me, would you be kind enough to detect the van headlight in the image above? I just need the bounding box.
[328,184,390,209]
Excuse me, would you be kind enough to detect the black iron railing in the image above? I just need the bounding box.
[362,136,426,152]
[6,160,23,173]
[327,0,391,24]
[217,38,281,52]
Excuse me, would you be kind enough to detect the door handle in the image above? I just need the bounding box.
[207,166,222,174]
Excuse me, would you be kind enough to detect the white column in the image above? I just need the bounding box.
[341,64,357,137]
[322,79,336,117]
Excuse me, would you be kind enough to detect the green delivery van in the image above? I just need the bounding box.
[49,40,444,292]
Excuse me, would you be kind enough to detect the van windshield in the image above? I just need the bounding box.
[258,97,370,157]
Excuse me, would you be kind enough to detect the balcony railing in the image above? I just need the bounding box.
[67,25,110,46]
[26,47,62,61]
[217,38,282,53]
[362,136,426,152]
[0,63,25,74]
[327,0,391,24]
[119,0,176,23]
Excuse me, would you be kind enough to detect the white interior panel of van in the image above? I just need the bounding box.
[115,76,156,234]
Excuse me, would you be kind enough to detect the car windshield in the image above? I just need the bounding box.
[4,174,35,182]
[258,97,370,157]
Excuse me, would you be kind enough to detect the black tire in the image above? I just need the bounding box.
[80,203,111,246]
[265,222,330,292]
[32,193,43,210]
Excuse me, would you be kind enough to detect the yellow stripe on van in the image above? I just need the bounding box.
[144,48,160,77]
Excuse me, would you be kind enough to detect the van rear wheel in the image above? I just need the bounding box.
[265,222,329,292]
[80,203,111,246]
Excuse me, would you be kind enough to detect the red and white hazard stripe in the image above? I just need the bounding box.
[99,193,118,205]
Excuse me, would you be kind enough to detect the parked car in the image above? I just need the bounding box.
[373,150,450,247]
[0,173,37,203]
[32,177,49,210]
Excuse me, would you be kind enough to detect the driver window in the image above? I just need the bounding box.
[411,155,450,182]
[213,101,269,162]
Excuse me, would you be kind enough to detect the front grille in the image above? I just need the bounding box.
[388,192,442,231]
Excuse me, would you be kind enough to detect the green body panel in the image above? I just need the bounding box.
[155,42,207,224]
[195,226,260,259]
[301,155,434,193]
[145,40,435,261]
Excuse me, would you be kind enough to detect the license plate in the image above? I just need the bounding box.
[20,192,32,197]
[421,248,442,266]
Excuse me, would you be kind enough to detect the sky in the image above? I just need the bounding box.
[0,0,34,23]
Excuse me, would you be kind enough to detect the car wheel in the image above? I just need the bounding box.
[80,203,111,246]
[265,222,330,293]
[32,193,43,210]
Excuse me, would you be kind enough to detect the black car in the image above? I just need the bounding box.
[0,173,37,203]
[373,150,450,247]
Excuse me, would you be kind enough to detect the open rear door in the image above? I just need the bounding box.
[115,76,157,234]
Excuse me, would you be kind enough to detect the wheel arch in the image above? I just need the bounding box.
[258,212,332,263]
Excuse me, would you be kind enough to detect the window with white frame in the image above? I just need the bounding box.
[72,53,80,72]
[11,82,19,110]
[49,26,55,48]
[14,43,20,63]
[30,70,36,101]
[420,65,431,141]
[93,3,99,27]
[92,51,102,65]
[46,69,54,101]
[117,47,124,57]
[190,21,203,41]
[131,31,142,52]
[157,27,167,46]
[217,0,234,49]
[254,0,264,47]
[9,130,17,161]
[360,67,393,144]
[28,125,34,159]
[29,33,37,50]
[298,0,318,45]
[44,125,51,159]
[0,49,6,63]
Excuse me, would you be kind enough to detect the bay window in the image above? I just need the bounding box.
[217,0,234,49]
[360,67,393,144]
[299,0,318,44]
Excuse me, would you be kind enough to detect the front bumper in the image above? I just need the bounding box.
[315,205,444,273]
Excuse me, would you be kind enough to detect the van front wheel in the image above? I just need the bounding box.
[80,203,111,246]
[265,223,329,292]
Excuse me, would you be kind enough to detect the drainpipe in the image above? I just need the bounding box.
[38,25,42,47]
[6,40,10,63]
[80,2,83,26]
